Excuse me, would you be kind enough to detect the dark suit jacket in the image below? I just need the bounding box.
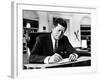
[29,33,77,63]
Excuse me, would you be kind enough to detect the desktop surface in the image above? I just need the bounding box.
[24,56,91,69]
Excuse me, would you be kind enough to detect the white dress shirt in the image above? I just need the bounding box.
[44,34,57,64]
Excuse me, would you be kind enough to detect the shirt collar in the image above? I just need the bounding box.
[51,34,55,43]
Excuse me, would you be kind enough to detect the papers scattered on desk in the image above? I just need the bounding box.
[57,56,91,64]
[24,56,91,69]
[57,58,69,64]
[77,56,91,62]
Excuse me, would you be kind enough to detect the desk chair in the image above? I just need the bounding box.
[23,33,49,64]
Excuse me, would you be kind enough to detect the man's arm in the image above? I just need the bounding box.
[65,37,77,54]
[63,37,79,60]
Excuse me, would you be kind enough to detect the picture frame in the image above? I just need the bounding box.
[11,1,97,78]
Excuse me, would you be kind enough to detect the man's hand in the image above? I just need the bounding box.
[69,53,78,62]
[49,53,63,64]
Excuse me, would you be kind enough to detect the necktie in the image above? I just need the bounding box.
[54,39,58,52]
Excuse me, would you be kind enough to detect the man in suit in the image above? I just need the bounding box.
[29,18,78,64]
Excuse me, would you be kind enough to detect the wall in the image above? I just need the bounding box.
[70,14,91,47]
[38,12,49,32]
[23,10,91,47]
[23,10,38,20]
[43,12,91,47]
[0,0,99,80]
[23,11,49,32]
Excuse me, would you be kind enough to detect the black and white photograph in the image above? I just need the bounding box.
[11,2,97,78]
[23,10,91,69]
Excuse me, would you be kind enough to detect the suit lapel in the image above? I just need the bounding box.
[47,34,53,52]
[58,38,65,52]
[47,34,65,53]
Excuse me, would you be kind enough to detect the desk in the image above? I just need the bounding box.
[24,56,91,69]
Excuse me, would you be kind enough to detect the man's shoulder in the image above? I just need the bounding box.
[37,33,50,40]
[62,35,69,40]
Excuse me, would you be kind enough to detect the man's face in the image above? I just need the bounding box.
[52,24,66,40]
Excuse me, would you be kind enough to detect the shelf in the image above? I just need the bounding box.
[80,27,91,30]
[23,27,39,33]
[80,25,91,50]
[24,27,38,30]
[23,18,39,28]
[80,25,91,27]
[81,30,91,32]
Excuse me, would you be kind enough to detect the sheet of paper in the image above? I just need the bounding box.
[77,56,91,61]
[57,56,91,64]
[24,56,91,69]
[57,58,69,64]
[81,40,87,48]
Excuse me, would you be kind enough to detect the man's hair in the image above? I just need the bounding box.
[53,18,67,29]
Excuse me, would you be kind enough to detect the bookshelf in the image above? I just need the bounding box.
[23,18,49,64]
[23,18,39,64]
[80,24,91,51]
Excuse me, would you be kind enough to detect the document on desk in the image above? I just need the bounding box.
[24,56,91,69]
[57,58,69,64]
[57,56,91,64]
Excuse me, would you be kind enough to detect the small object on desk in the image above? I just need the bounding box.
[81,40,87,48]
